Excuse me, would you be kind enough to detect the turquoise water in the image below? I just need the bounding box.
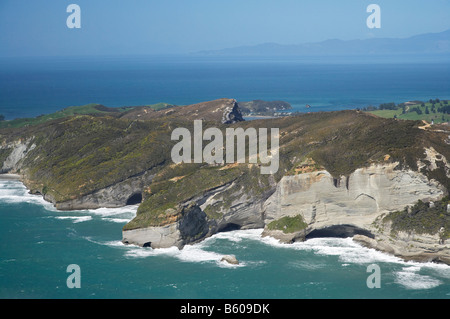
[0,180,449,299]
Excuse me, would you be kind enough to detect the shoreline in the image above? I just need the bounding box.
[2,174,449,267]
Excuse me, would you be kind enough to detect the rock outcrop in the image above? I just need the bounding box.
[353,233,450,265]
[1,138,36,173]
[123,202,209,249]
[52,171,154,210]
[221,255,239,265]
[261,228,307,244]
[263,162,445,235]
[120,98,244,124]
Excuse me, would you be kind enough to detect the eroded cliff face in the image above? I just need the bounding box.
[121,162,447,254]
[0,138,36,174]
[264,162,445,231]
[51,171,154,210]
[122,177,273,249]
[122,202,209,249]
[1,104,449,264]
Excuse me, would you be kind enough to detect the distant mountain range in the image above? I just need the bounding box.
[195,29,450,56]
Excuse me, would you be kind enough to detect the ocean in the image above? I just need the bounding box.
[0,56,449,120]
[0,179,449,299]
[0,56,449,299]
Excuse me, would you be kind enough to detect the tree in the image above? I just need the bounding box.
[412,107,422,115]
[0,114,4,121]
[379,102,396,110]
[425,106,430,114]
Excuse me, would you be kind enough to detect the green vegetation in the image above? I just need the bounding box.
[124,165,243,230]
[382,197,450,240]
[0,104,135,129]
[267,215,308,234]
[0,102,178,129]
[367,99,450,124]
[145,103,176,111]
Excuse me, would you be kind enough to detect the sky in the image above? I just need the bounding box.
[0,0,449,57]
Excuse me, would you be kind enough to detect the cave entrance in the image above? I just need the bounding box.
[126,193,142,205]
[305,224,374,240]
[218,223,241,233]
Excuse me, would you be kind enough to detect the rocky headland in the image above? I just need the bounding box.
[1,98,449,264]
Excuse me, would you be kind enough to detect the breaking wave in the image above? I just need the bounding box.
[0,179,137,223]
[395,266,443,290]
[1,179,449,288]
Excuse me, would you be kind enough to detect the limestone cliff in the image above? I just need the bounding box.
[263,162,445,232]
[0,138,36,173]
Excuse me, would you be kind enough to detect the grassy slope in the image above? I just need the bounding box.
[369,101,450,124]
[145,103,176,111]
[0,104,131,129]
[0,103,174,129]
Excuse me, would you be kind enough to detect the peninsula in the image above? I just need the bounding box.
[0,98,449,265]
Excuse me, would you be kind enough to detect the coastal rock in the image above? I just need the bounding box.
[122,202,209,249]
[1,138,36,173]
[54,171,154,210]
[122,223,182,249]
[366,219,450,264]
[261,228,306,244]
[354,233,450,264]
[220,255,239,265]
[352,234,396,255]
[263,162,445,232]
[120,98,244,124]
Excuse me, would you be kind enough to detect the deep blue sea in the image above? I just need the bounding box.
[0,56,449,299]
[0,56,449,120]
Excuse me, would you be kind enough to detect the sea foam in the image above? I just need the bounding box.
[0,180,138,223]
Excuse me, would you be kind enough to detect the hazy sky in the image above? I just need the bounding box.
[1,0,449,56]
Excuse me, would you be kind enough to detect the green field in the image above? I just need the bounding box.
[368,99,450,124]
[0,104,133,129]
[0,102,175,129]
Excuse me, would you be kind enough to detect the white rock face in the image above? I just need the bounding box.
[122,223,182,249]
[221,255,239,265]
[418,147,450,178]
[1,139,36,173]
[263,162,445,230]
